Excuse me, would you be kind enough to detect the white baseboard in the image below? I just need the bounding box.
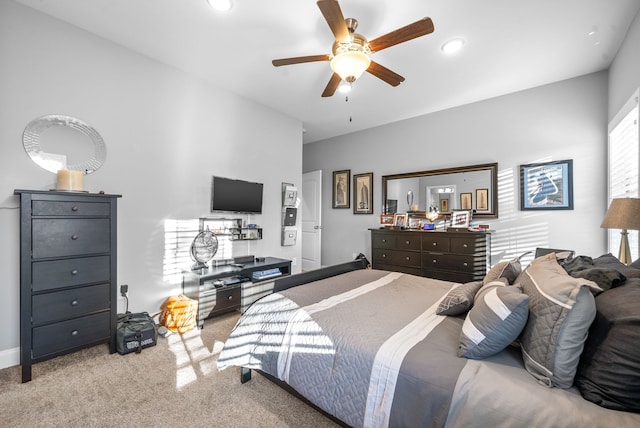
[0,346,20,370]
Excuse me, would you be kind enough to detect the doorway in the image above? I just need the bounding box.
[302,170,322,271]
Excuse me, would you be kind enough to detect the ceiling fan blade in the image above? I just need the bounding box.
[321,73,342,97]
[272,54,330,67]
[368,17,434,53]
[317,0,349,42]
[366,61,405,87]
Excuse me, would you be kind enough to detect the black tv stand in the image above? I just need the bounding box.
[182,257,291,327]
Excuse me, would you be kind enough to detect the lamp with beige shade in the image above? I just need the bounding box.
[600,197,640,265]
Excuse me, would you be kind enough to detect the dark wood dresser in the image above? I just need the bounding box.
[370,228,490,283]
[15,189,121,382]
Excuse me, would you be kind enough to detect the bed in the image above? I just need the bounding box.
[217,254,640,427]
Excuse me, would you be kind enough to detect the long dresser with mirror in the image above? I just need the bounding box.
[370,228,490,283]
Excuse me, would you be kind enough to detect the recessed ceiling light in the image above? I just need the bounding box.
[207,0,233,12]
[441,38,465,54]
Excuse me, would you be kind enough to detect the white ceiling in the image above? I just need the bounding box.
[14,0,640,143]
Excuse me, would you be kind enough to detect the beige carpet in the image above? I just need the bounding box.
[0,312,340,428]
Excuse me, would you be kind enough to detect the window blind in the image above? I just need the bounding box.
[163,218,234,284]
[607,89,640,260]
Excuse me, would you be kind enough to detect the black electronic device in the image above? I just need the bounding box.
[211,176,264,214]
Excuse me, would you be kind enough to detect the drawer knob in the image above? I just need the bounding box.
[71,330,79,336]
[463,243,468,248]
[71,235,78,240]
[382,254,386,258]
[71,300,78,306]
[432,242,437,246]
[405,256,410,261]
[463,262,468,267]
[72,206,79,212]
[228,295,233,301]
[71,269,78,275]
[406,240,410,245]
[382,239,387,243]
[433,259,437,263]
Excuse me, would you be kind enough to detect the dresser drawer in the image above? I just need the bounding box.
[32,256,110,292]
[373,249,421,268]
[395,234,421,251]
[422,268,478,284]
[422,235,450,252]
[375,262,422,276]
[450,237,485,255]
[422,253,476,272]
[199,285,240,319]
[32,218,110,258]
[32,312,110,359]
[372,233,396,249]
[32,283,110,325]
[215,286,241,312]
[32,200,110,216]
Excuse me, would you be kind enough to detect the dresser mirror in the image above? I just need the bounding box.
[382,162,498,218]
[22,115,106,174]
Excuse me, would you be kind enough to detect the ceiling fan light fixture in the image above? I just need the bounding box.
[330,51,371,83]
[207,0,233,12]
[338,82,352,93]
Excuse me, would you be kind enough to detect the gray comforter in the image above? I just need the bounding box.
[217,270,640,428]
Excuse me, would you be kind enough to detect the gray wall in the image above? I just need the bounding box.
[0,1,303,367]
[609,4,640,118]
[304,70,610,267]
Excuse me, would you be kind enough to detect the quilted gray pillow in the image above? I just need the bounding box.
[458,280,529,359]
[436,281,484,316]
[517,253,601,388]
[483,258,521,285]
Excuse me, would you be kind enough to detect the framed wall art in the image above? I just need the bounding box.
[520,159,573,210]
[439,197,449,213]
[354,172,373,214]
[476,188,489,211]
[460,193,472,210]
[332,170,350,209]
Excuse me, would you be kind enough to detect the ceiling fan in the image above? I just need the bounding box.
[272,0,435,97]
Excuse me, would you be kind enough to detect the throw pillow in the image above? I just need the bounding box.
[458,280,529,359]
[436,281,484,316]
[575,279,640,412]
[483,258,521,285]
[516,253,601,388]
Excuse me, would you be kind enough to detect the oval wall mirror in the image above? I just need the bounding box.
[22,115,106,174]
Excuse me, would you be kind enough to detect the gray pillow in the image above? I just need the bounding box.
[436,281,484,316]
[516,253,601,388]
[458,281,529,359]
[483,258,521,285]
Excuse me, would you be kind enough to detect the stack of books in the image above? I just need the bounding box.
[252,268,282,281]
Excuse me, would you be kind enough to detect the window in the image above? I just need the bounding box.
[607,89,640,260]
[163,218,234,284]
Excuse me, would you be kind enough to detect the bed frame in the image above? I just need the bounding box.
[239,255,370,384]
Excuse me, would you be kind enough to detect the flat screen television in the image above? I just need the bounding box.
[211,176,263,214]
